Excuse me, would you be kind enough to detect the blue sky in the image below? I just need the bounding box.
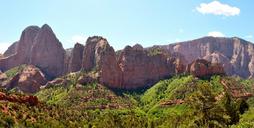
[0,0,253,53]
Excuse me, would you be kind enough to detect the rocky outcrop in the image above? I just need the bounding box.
[96,39,122,88]
[0,24,65,78]
[68,43,84,72]
[5,65,47,93]
[186,59,225,78]
[203,52,234,75]
[30,24,65,78]
[79,36,175,89]
[18,26,41,63]
[117,45,174,89]
[79,37,175,89]
[82,37,102,71]
[0,26,40,71]
[80,36,122,88]
[30,25,65,78]
[160,37,254,78]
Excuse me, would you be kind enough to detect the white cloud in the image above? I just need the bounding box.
[0,42,12,54]
[208,31,225,37]
[196,1,240,16]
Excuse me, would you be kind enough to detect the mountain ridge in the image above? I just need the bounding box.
[0,24,253,90]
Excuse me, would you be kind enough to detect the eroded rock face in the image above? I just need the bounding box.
[118,45,174,89]
[80,36,122,88]
[18,26,41,63]
[78,37,185,89]
[30,24,65,78]
[203,52,234,75]
[0,26,40,71]
[79,37,175,89]
[0,24,65,78]
[95,39,122,88]
[5,65,47,93]
[186,59,225,78]
[160,37,254,78]
[82,37,103,71]
[68,43,84,72]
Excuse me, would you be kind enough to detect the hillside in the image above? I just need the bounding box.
[1,74,254,127]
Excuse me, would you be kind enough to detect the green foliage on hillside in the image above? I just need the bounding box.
[1,74,254,127]
[36,84,133,110]
[141,75,194,109]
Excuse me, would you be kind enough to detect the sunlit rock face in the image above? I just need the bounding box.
[80,36,122,88]
[160,37,254,78]
[30,24,65,78]
[0,24,65,78]
[117,45,175,89]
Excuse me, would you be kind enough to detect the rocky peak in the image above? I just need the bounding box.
[0,24,65,79]
[41,24,51,30]
[30,24,65,78]
[33,24,60,47]
[82,36,109,71]
[17,25,40,63]
[87,36,106,44]
[96,41,122,88]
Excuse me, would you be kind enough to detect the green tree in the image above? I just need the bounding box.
[222,92,240,125]
[187,82,229,127]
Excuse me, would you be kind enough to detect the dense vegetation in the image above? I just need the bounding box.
[1,74,254,127]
